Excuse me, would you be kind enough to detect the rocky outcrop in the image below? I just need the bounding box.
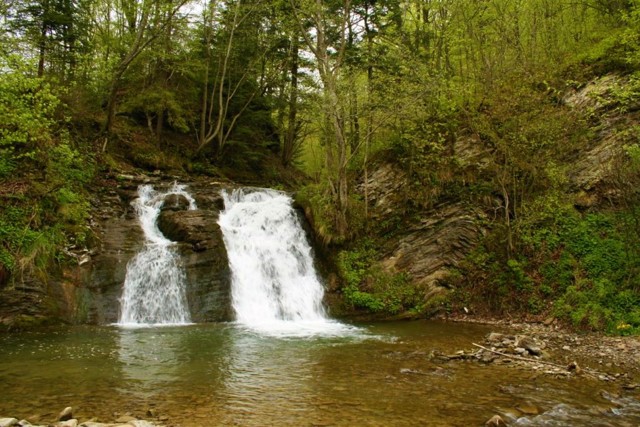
[356,161,486,299]
[48,176,234,325]
[379,203,485,296]
[157,209,232,322]
[563,74,640,207]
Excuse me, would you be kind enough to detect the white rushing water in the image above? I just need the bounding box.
[118,183,196,326]
[218,188,354,337]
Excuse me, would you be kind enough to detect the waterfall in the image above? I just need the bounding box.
[118,183,196,326]
[218,188,352,336]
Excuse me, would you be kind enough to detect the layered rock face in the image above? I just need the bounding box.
[65,177,233,325]
[157,197,232,322]
[356,161,486,300]
[563,74,640,207]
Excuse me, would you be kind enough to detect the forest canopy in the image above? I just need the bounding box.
[2,0,640,332]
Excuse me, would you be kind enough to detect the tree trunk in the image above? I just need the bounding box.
[283,36,299,167]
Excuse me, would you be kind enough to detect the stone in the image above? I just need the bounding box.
[485,415,506,427]
[57,420,78,427]
[486,332,505,343]
[115,416,137,423]
[58,408,73,422]
[567,361,582,374]
[162,194,191,211]
[516,336,542,356]
[157,210,232,322]
[128,421,157,427]
[0,419,18,427]
[479,350,497,363]
[516,404,540,415]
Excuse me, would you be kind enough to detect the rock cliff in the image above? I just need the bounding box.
[355,161,486,302]
[1,176,235,328]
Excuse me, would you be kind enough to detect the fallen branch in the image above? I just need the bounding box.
[471,343,601,379]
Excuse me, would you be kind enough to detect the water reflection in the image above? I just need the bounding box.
[218,330,320,425]
[116,327,184,395]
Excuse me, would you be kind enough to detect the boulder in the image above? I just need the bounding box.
[157,210,232,321]
[161,194,191,211]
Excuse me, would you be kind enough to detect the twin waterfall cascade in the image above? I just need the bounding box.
[118,183,196,326]
[219,188,348,335]
[118,183,349,335]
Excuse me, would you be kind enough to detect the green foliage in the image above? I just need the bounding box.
[0,57,59,165]
[336,241,421,315]
[296,184,366,245]
[519,201,640,334]
[0,56,94,286]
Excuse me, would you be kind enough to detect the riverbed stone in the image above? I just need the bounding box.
[516,336,542,356]
[485,415,506,427]
[516,404,540,415]
[128,421,157,427]
[0,418,18,427]
[58,408,73,422]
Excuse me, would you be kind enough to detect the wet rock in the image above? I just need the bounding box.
[486,332,505,343]
[399,368,424,375]
[0,419,18,427]
[485,415,506,427]
[516,336,542,356]
[161,194,191,212]
[516,404,540,415]
[157,210,232,322]
[567,361,582,374]
[58,408,73,422]
[479,350,498,363]
[128,421,157,427]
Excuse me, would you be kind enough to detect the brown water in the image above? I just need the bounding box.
[1,321,639,426]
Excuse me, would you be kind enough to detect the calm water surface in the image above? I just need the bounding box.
[1,321,639,426]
